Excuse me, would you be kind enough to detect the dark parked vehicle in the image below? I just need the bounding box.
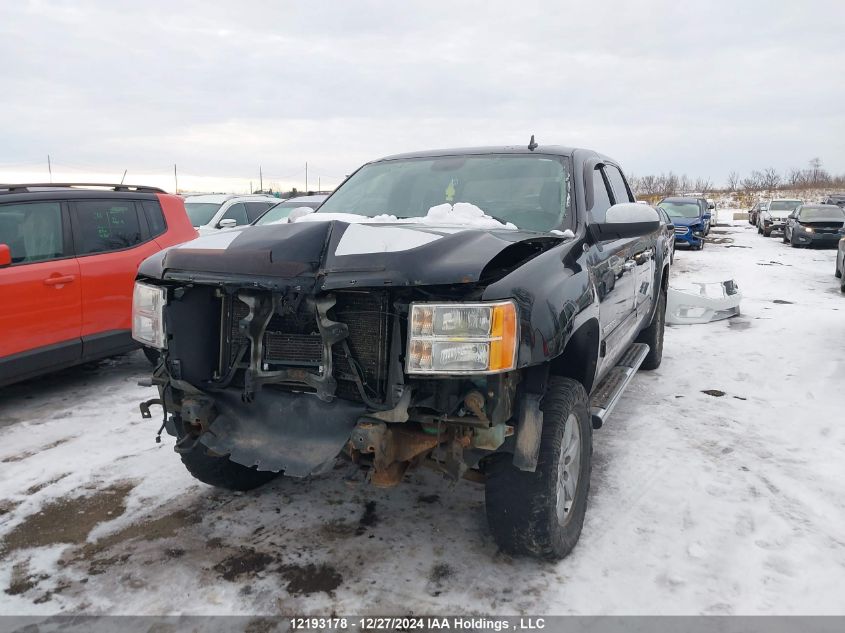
[822,193,845,208]
[783,204,845,247]
[748,200,768,226]
[133,144,671,560]
[658,197,708,250]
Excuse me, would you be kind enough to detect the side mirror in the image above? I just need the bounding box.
[0,244,10,267]
[218,218,238,229]
[592,203,660,241]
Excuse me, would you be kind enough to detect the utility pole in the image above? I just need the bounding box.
[174,164,178,193]
[305,162,308,192]
[47,155,52,183]
[259,166,263,192]
[318,177,321,192]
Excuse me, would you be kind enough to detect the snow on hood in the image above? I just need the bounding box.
[293,202,518,230]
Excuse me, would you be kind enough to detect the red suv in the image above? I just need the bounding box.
[0,183,197,387]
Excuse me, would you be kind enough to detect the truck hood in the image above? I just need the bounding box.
[139,220,565,288]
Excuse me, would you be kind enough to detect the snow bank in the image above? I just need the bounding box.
[294,202,517,230]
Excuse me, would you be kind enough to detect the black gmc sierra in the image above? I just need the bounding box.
[133,143,671,560]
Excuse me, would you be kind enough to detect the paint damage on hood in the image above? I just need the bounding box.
[139,220,566,288]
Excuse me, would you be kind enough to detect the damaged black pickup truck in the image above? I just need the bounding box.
[133,144,671,560]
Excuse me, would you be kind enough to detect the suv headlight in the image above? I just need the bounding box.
[132,282,167,349]
[406,301,517,374]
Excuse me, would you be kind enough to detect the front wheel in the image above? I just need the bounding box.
[782,231,789,243]
[763,227,772,237]
[180,441,280,491]
[484,377,592,561]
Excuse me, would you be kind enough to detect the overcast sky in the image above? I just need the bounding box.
[1,0,843,192]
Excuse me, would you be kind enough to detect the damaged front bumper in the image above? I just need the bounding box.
[666,279,742,324]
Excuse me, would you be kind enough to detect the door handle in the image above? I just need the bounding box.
[622,261,636,272]
[44,275,76,286]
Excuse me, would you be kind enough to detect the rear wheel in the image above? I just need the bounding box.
[636,289,666,370]
[763,227,772,237]
[180,442,280,491]
[782,231,789,243]
[484,377,592,561]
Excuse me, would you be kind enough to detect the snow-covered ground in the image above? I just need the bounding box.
[0,216,843,616]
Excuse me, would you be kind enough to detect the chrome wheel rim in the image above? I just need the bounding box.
[556,413,581,525]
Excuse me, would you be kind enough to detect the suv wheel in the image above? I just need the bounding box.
[484,377,592,561]
[763,227,772,237]
[782,231,789,244]
[180,442,279,491]
[636,288,666,370]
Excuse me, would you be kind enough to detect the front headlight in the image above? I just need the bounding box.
[803,226,814,233]
[406,301,517,374]
[132,281,167,349]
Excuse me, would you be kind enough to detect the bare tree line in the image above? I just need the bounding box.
[630,158,845,197]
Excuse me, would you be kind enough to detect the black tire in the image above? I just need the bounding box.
[636,289,666,370]
[180,442,279,491]
[142,347,160,366]
[782,231,789,244]
[763,227,772,237]
[757,225,762,234]
[484,377,592,561]
[835,255,841,278]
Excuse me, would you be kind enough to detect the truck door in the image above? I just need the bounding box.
[588,166,638,365]
[0,200,82,376]
[604,164,656,322]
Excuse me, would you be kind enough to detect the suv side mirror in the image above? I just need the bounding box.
[0,244,10,267]
[218,218,238,229]
[592,203,660,240]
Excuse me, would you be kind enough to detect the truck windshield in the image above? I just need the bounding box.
[659,202,700,218]
[185,203,222,227]
[316,155,571,231]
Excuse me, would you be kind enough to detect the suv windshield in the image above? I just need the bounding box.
[659,202,701,218]
[185,202,222,226]
[769,200,801,212]
[316,155,571,231]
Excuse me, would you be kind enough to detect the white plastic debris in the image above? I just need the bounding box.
[666,280,742,325]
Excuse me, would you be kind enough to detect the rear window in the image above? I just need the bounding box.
[141,200,167,237]
[185,202,221,226]
[73,199,143,255]
[0,202,65,264]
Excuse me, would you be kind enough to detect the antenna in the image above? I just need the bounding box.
[528,134,538,151]
[120,169,127,184]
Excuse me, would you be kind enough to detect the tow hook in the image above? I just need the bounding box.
[139,398,163,419]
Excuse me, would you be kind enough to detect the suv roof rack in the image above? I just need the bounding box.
[0,183,167,194]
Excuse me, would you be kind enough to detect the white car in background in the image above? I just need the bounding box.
[253,194,329,225]
[184,194,280,234]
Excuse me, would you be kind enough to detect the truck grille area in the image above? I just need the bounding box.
[224,291,390,402]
